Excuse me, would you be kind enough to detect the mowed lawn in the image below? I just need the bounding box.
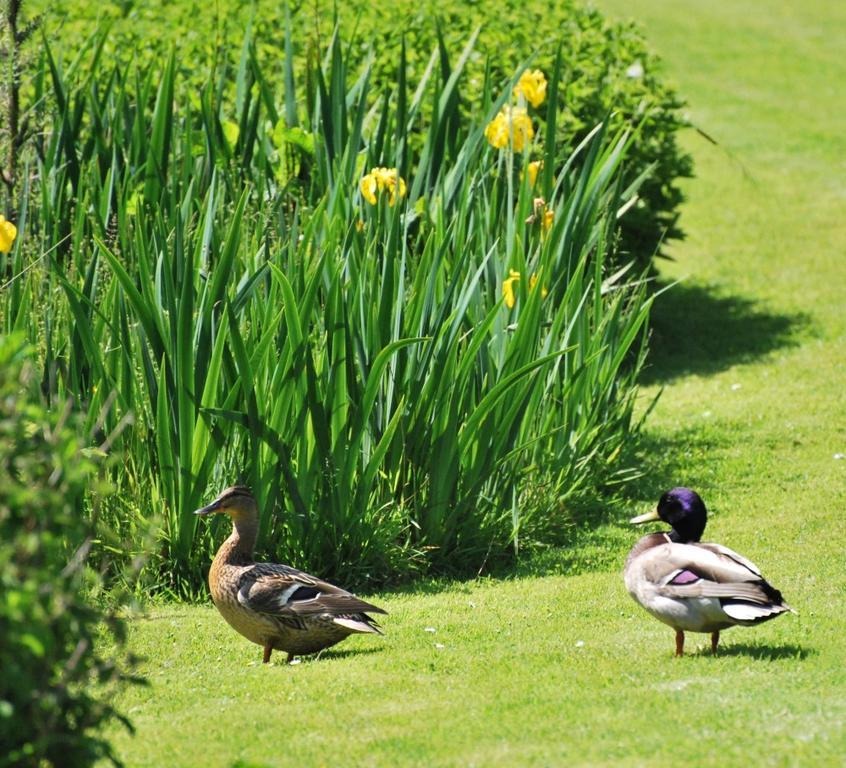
[107,2,846,765]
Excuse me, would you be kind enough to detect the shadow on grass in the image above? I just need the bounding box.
[613,423,727,504]
[641,281,811,385]
[378,575,473,597]
[513,423,727,580]
[315,645,384,662]
[705,642,813,661]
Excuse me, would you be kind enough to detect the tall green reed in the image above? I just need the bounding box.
[2,24,651,592]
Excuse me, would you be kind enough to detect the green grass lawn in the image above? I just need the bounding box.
[106,2,846,764]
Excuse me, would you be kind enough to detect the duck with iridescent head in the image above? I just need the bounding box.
[624,487,793,656]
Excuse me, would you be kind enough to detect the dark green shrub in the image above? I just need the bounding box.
[0,335,140,768]
[33,0,692,264]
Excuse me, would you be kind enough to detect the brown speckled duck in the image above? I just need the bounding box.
[624,487,793,656]
[195,486,386,664]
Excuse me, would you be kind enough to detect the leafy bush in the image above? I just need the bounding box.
[0,335,140,767]
[32,0,692,264]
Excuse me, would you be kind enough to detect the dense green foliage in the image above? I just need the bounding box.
[0,335,140,768]
[33,0,692,263]
[1,17,651,593]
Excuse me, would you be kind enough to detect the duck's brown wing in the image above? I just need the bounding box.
[645,543,791,622]
[236,564,387,619]
[696,542,764,579]
[640,543,764,588]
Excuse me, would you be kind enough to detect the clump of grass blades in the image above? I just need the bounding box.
[2,24,651,594]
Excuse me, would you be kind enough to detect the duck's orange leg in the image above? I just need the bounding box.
[262,644,272,664]
[711,631,720,655]
[675,629,685,657]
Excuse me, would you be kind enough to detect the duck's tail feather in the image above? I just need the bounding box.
[333,614,384,635]
[720,600,792,624]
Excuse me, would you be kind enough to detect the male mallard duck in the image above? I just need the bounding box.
[195,486,386,664]
[624,487,793,656]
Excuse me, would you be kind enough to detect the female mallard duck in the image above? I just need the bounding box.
[624,487,793,656]
[195,486,386,664]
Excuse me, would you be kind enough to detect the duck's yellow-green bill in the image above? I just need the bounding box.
[630,509,661,524]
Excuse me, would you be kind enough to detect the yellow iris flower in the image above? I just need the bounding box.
[529,273,549,299]
[360,167,407,207]
[0,215,17,254]
[360,175,378,205]
[503,269,522,309]
[504,269,548,309]
[525,197,555,235]
[485,107,535,152]
[514,70,548,109]
[526,160,542,187]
